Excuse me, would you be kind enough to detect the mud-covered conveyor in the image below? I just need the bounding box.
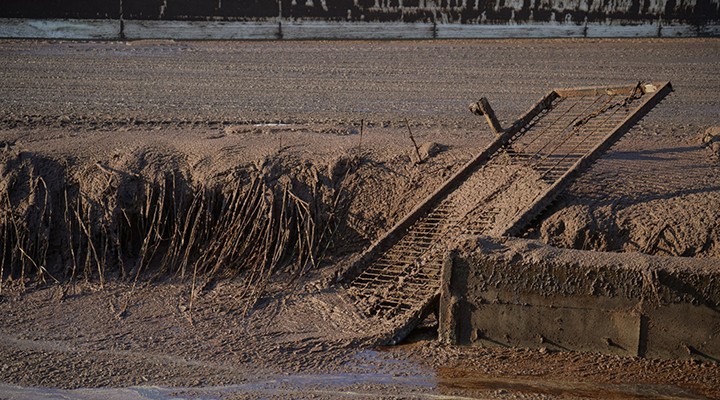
[343,82,673,344]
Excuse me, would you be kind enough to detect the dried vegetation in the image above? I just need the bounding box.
[0,151,361,310]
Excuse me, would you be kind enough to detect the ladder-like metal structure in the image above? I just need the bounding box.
[343,82,673,344]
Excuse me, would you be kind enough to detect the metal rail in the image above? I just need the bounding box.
[343,82,673,345]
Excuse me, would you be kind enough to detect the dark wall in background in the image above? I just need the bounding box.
[1,0,120,19]
[1,0,718,23]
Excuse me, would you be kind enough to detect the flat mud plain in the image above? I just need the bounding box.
[0,38,719,399]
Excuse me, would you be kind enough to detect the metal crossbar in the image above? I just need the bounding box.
[343,82,673,345]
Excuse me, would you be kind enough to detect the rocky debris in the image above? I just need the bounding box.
[701,126,720,160]
[418,141,445,161]
[0,140,13,152]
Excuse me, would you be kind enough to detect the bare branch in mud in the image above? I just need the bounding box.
[64,188,78,282]
[0,159,346,315]
[95,162,114,176]
[404,118,424,164]
[357,119,363,154]
[74,200,103,287]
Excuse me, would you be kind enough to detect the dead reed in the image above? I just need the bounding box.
[0,166,348,307]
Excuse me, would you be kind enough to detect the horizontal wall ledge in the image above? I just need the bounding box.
[280,21,434,40]
[1,18,718,40]
[0,18,118,39]
[123,20,282,40]
[438,236,720,361]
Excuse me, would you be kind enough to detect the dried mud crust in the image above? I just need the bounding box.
[0,38,719,398]
[2,39,719,260]
[1,282,719,399]
[0,124,475,282]
[535,135,720,258]
[1,39,718,130]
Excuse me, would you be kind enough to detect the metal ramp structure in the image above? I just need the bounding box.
[342,82,673,345]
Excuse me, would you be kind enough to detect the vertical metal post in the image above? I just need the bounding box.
[278,0,284,40]
[119,0,125,40]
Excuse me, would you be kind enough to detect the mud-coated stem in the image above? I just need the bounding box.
[469,97,503,135]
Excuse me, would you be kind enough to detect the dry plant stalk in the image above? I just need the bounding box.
[404,118,423,164]
[0,163,348,313]
[357,119,364,154]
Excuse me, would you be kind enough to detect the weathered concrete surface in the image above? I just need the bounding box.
[0,19,119,39]
[439,237,720,361]
[2,18,718,40]
[1,0,719,39]
[2,0,718,23]
[123,20,283,40]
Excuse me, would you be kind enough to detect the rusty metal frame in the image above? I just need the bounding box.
[500,81,673,236]
[341,89,559,282]
[342,81,673,346]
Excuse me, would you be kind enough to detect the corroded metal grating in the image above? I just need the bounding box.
[507,85,648,182]
[344,82,673,344]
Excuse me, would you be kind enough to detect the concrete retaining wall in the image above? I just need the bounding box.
[2,0,718,23]
[0,0,718,39]
[2,18,718,39]
[438,237,720,361]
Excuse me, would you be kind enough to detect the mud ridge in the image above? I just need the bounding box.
[0,149,362,306]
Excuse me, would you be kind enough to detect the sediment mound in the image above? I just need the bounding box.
[3,128,719,296]
[540,192,720,258]
[702,126,720,160]
[535,134,720,258]
[0,125,464,304]
[0,146,358,302]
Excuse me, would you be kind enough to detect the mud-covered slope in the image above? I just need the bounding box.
[535,134,720,258]
[2,39,719,278]
[0,123,473,291]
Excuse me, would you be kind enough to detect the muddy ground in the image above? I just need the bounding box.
[0,38,719,399]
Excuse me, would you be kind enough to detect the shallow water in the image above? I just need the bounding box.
[0,374,439,400]
[437,371,707,400]
[1,370,707,400]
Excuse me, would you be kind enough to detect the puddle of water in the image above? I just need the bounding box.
[351,348,430,374]
[437,368,707,400]
[1,348,707,400]
[0,373,438,400]
[0,385,152,400]
[0,347,442,399]
[2,371,706,400]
